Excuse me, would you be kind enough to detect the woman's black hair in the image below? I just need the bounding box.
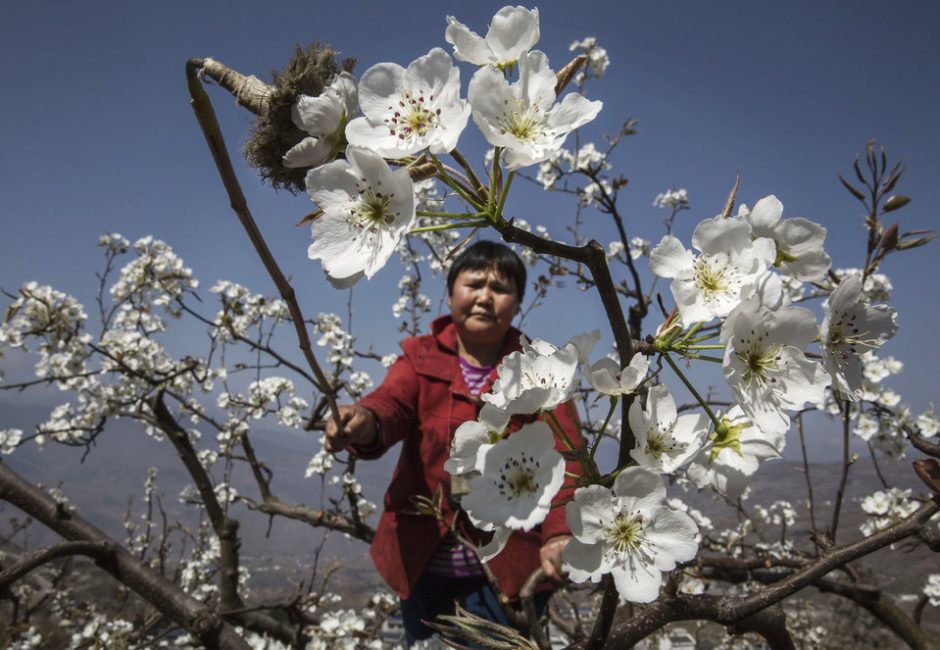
[446,240,527,302]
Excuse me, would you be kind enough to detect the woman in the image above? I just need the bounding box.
[325,241,580,646]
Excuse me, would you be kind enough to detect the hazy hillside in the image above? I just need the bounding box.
[2,399,938,632]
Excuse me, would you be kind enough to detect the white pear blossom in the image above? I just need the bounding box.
[678,575,706,595]
[345,48,470,158]
[687,406,785,499]
[924,574,940,607]
[917,405,939,437]
[853,412,880,441]
[482,330,597,415]
[820,274,898,400]
[461,420,565,533]
[283,72,359,168]
[0,428,23,454]
[860,491,891,516]
[739,195,831,281]
[444,403,510,475]
[859,487,918,536]
[650,215,775,325]
[468,50,602,170]
[653,188,689,210]
[305,146,416,287]
[722,297,830,436]
[629,385,708,474]
[586,352,648,396]
[563,467,698,603]
[445,6,540,67]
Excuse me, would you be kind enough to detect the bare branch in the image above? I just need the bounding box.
[185,59,341,428]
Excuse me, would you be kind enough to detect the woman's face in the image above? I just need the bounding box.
[448,266,520,350]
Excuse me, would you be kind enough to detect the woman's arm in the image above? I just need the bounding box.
[344,353,420,459]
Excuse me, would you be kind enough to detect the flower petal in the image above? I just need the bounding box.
[649,236,694,279]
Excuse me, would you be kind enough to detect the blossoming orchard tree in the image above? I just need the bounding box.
[2,5,939,649]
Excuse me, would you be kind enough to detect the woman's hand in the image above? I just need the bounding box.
[324,405,377,453]
[539,535,571,582]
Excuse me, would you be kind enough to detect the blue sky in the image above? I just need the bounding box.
[1,1,938,461]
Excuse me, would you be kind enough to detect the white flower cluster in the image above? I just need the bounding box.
[37,402,101,446]
[569,36,610,83]
[754,500,797,528]
[216,377,308,446]
[313,313,354,369]
[0,427,23,454]
[179,533,222,601]
[346,370,374,399]
[833,267,893,302]
[70,615,135,648]
[607,237,651,262]
[860,487,918,535]
[109,236,198,316]
[392,275,432,324]
[446,329,709,603]
[653,188,689,210]
[283,6,602,286]
[917,405,939,437]
[924,574,940,606]
[811,346,910,457]
[7,626,43,650]
[305,435,334,477]
[0,281,91,388]
[210,280,290,340]
[578,178,614,208]
[535,143,614,204]
[647,197,898,472]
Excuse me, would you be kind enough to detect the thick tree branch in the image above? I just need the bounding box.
[568,498,940,649]
[910,433,940,459]
[0,541,113,590]
[150,393,243,612]
[730,604,795,650]
[814,579,935,650]
[0,460,250,650]
[702,560,932,649]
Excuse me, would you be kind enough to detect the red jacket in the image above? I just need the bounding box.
[355,315,582,600]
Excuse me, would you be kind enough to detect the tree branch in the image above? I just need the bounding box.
[150,392,243,612]
[186,59,340,428]
[0,541,113,590]
[568,498,940,649]
[729,604,795,650]
[0,460,250,650]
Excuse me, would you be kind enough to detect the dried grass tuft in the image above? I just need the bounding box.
[243,43,356,193]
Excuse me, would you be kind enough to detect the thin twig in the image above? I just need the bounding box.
[829,398,853,543]
[796,414,820,554]
[186,59,340,430]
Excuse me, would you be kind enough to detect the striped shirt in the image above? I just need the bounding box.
[458,356,494,396]
[424,356,495,578]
